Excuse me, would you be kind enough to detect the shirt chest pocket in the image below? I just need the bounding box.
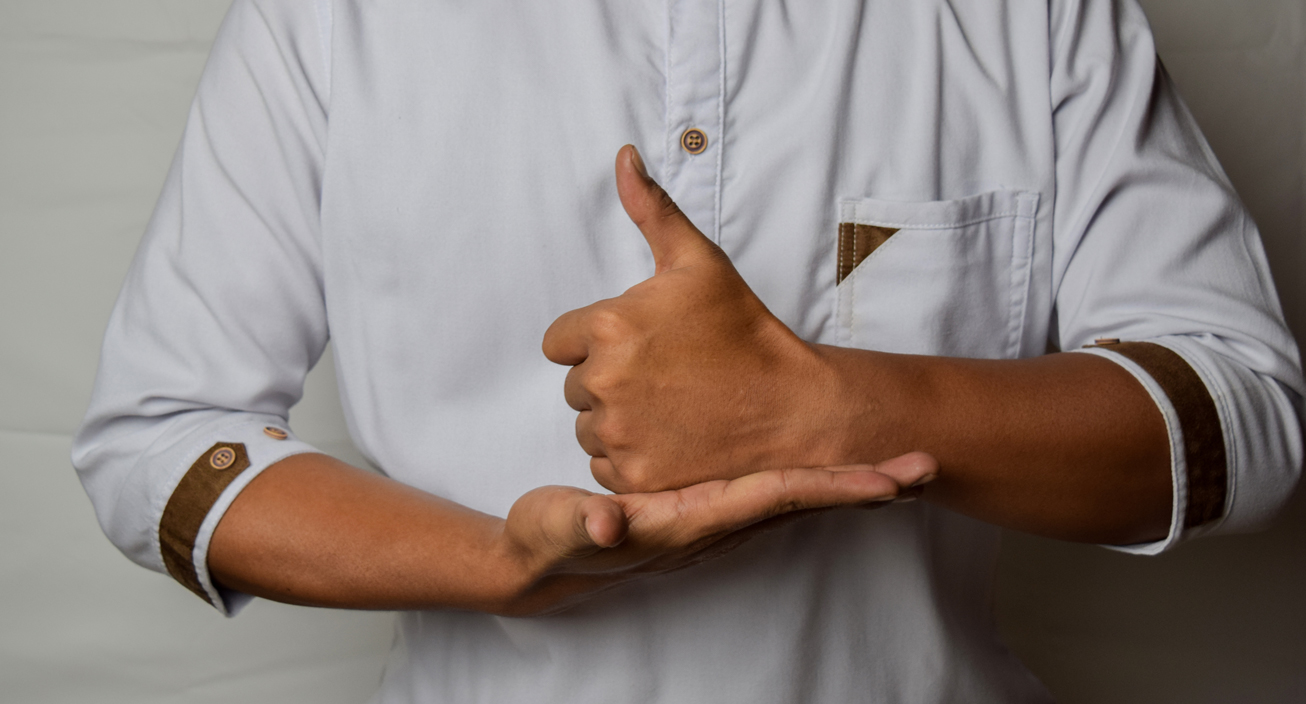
[835,190,1040,359]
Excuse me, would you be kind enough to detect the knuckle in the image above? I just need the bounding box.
[564,363,584,384]
[590,462,628,494]
[590,456,657,496]
[776,468,798,494]
[591,412,628,447]
[564,372,589,407]
[615,460,663,495]
[575,429,603,459]
[620,463,652,494]
[588,308,631,343]
[584,367,623,398]
[765,471,809,516]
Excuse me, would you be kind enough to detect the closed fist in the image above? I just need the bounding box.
[542,146,842,494]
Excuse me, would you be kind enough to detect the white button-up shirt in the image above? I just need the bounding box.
[74,0,1303,701]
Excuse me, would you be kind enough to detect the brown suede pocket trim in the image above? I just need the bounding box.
[1110,342,1227,528]
[159,442,251,605]
[837,223,898,284]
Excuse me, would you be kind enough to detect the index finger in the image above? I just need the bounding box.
[694,454,938,533]
[542,306,593,366]
[706,465,903,528]
[617,459,928,545]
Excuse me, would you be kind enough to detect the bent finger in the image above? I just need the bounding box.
[589,456,625,493]
[575,411,606,458]
[563,364,594,411]
[542,307,593,366]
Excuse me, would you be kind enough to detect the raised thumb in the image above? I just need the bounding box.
[616,144,718,274]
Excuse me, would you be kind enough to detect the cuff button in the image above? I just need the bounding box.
[263,427,289,440]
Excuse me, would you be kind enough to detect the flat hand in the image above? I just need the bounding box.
[543,145,839,494]
[499,452,937,616]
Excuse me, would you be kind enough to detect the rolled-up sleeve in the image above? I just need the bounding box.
[72,0,333,613]
[1049,0,1304,552]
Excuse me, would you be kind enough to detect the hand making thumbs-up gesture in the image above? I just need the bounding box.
[543,146,847,494]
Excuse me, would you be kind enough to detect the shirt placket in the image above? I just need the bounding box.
[663,0,726,243]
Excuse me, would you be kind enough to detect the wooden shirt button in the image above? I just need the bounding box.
[209,447,237,471]
[263,427,289,440]
[681,128,708,155]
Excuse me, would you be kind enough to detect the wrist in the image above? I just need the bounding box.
[764,338,853,468]
[482,522,548,615]
[800,343,900,467]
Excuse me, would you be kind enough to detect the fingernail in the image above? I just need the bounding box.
[894,487,925,504]
[910,474,937,489]
[629,146,649,180]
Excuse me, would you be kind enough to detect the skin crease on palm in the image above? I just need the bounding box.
[208,144,1169,616]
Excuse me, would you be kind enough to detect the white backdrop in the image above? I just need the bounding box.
[1,1,1302,702]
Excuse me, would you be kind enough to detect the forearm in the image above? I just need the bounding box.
[208,453,524,613]
[813,346,1171,545]
[206,449,932,616]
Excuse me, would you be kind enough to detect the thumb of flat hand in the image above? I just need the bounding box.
[616,145,720,274]
[512,487,629,563]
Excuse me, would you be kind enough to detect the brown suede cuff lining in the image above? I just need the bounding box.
[837,223,898,284]
[159,442,250,605]
[1109,342,1228,528]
